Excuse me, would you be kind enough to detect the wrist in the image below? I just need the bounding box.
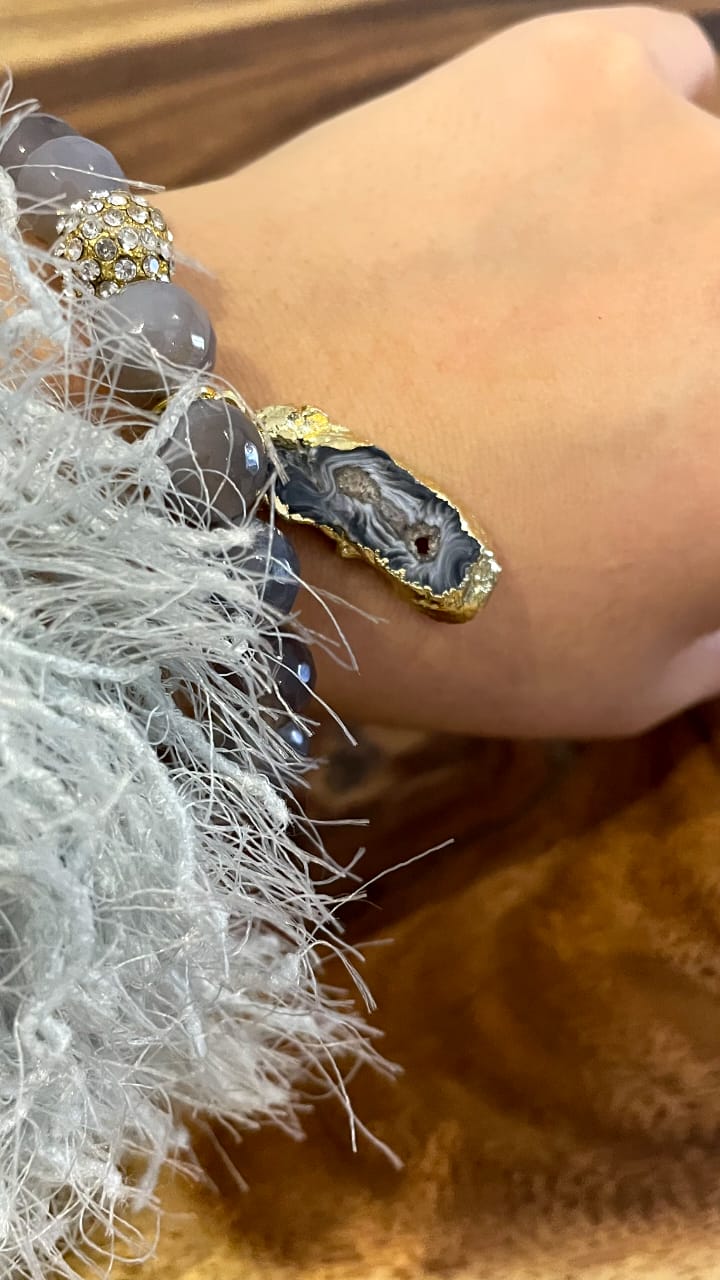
[161,167,494,734]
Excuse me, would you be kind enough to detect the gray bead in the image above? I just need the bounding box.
[97,282,216,408]
[0,113,78,172]
[15,135,125,241]
[219,715,311,778]
[161,395,267,525]
[235,520,300,614]
[277,719,311,759]
[274,636,316,713]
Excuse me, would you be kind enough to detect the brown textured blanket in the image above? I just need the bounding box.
[96,712,720,1279]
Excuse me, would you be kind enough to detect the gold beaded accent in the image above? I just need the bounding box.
[51,190,175,297]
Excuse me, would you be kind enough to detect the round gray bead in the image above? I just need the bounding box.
[161,396,268,525]
[15,135,125,241]
[234,520,300,615]
[277,719,311,759]
[0,113,78,172]
[274,636,316,713]
[97,282,216,407]
[219,715,312,777]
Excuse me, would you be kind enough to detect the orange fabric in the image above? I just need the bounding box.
[99,712,720,1278]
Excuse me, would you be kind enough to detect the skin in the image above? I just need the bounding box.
[161,6,720,738]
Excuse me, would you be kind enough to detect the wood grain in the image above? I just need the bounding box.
[3,0,717,189]
[4,0,535,187]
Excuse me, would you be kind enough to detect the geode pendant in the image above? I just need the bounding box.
[256,405,501,622]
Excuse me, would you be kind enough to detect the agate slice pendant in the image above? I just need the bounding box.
[257,405,501,623]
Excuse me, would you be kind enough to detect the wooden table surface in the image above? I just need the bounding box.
[5,2,720,1277]
[3,0,716,190]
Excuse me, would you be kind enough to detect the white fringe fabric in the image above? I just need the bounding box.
[0,151,380,1278]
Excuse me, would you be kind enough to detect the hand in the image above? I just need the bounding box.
[162,6,720,738]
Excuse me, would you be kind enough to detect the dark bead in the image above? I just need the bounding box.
[161,396,269,525]
[97,281,216,407]
[277,719,311,759]
[212,710,311,773]
[236,520,301,615]
[0,112,78,172]
[15,135,126,241]
[274,636,316,713]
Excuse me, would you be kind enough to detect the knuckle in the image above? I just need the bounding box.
[514,11,652,93]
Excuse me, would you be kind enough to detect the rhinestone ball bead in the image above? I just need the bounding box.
[51,191,175,296]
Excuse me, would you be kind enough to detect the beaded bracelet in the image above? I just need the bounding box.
[0,108,502,760]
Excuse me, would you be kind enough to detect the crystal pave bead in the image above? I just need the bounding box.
[97,282,217,408]
[161,394,269,525]
[14,136,126,241]
[51,191,175,295]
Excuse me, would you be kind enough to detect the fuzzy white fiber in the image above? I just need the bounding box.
[0,138,381,1278]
